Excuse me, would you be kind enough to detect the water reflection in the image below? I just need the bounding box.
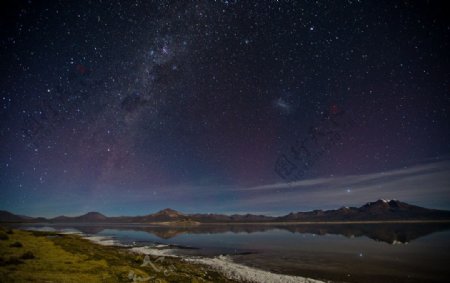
[19,222,450,244]
[13,222,450,282]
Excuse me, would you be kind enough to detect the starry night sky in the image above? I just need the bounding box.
[1,1,449,217]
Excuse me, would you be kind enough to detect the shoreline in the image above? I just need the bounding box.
[82,231,327,283]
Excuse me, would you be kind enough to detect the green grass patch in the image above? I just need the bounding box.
[0,228,236,282]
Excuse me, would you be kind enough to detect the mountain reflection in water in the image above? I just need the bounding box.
[20,222,450,244]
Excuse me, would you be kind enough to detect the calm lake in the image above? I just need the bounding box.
[16,222,450,283]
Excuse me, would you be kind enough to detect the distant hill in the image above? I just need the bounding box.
[278,199,450,222]
[46,208,191,224]
[0,210,30,222]
[140,208,188,222]
[1,200,450,223]
[75,212,108,222]
[189,213,275,223]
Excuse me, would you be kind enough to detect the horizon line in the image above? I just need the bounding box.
[2,199,448,219]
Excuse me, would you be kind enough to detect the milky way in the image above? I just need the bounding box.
[1,1,449,216]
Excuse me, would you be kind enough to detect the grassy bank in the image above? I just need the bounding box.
[0,227,236,283]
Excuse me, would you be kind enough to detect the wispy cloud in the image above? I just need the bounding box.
[230,160,450,213]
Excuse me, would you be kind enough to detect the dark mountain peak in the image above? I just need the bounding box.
[337,206,355,211]
[155,208,184,217]
[76,212,108,221]
[0,210,28,222]
[361,199,392,209]
[360,199,414,210]
[0,210,16,216]
[373,199,391,204]
[386,199,415,208]
[81,212,107,218]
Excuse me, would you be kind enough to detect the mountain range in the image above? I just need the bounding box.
[1,200,450,223]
